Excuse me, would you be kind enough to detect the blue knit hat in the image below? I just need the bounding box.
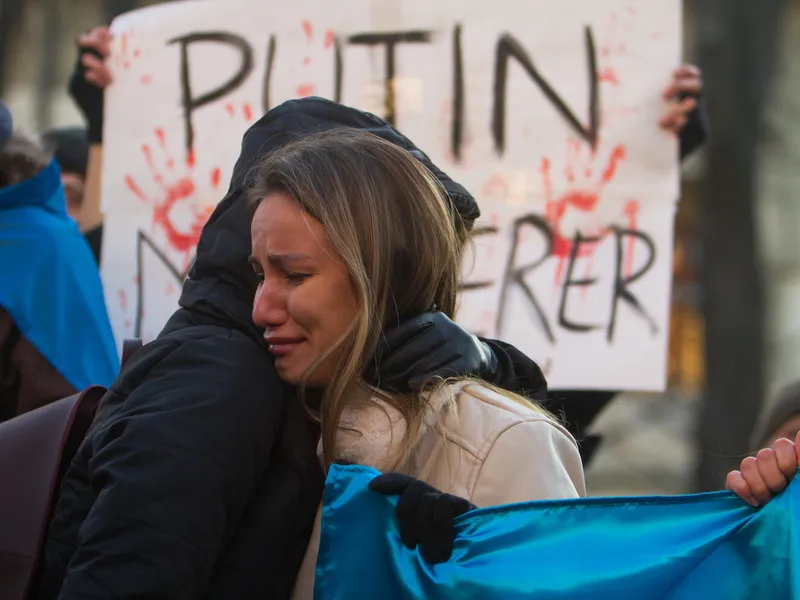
[0,101,12,151]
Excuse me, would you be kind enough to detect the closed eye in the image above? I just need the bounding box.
[286,272,310,286]
[248,255,264,282]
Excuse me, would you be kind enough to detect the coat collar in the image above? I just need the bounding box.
[318,381,471,471]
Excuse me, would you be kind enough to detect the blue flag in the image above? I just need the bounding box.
[0,160,119,390]
[316,464,800,599]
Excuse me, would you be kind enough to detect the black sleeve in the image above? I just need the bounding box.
[55,331,285,600]
[679,103,707,161]
[478,337,548,404]
[544,390,617,437]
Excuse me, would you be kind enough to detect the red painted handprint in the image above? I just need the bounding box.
[295,20,335,97]
[124,128,220,270]
[112,29,153,85]
[225,102,255,122]
[597,6,638,86]
[539,137,638,283]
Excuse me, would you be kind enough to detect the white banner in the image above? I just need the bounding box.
[101,0,681,390]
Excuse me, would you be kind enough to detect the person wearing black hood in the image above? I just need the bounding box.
[37,34,554,600]
[36,28,708,599]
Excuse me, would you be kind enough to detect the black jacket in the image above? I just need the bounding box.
[37,98,550,600]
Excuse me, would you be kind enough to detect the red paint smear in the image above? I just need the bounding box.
[133,48,141,58]
[121,33,128,56]
[624,200,640,276]
[125,174,149,203]
[482,174,508,198]
[303,56,311,66]
[129,129,213,256]
[598,68,619,86]
[124,319,132,329]
[140,74,153,85]
[539,158,554,221]
[225,103,235,116]
[324,30,335,49]
[210,167,222,188]
[155,128,166,147]
[301,20,313,40]
[243,103,253,121]
[118,289,127,311]
[166,282,175,295]
[151,176,200,253]
[539,144,628,285]
[601,145,626,184]
[141,144,165,186]
[296,83,316,97]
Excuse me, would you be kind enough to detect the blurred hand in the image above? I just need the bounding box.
[725,430,800,506]
[76,27,113,87]
[69,26,112,143]
[659,64,703,134]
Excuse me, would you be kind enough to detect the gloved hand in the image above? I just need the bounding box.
[68,28,112,144]
[368,312,498,394]
[369,472,475,563]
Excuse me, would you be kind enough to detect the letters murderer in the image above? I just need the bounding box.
[138,24,658,343]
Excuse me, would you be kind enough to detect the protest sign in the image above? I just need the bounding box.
[101,0,681,390]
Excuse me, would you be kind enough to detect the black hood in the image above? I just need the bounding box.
[179,96,479,339]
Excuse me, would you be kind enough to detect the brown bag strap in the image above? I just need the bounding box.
[0,386,106,600]
[121,338,143,370]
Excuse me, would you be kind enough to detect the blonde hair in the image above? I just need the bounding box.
[248,129,540,467]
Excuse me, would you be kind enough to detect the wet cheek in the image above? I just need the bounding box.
[251,286,266,323]
[286,292,319,336]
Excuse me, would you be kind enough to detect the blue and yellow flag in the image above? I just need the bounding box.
[316,464,799,599]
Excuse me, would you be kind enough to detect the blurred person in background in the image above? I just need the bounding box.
[42,27,109,267]
[41,125,104,265]
[42,126,87,220]
[0,101,118,423]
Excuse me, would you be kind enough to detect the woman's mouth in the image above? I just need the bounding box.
[264,337,305,356]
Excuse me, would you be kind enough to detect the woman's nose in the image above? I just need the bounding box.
[252,281,288,328]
